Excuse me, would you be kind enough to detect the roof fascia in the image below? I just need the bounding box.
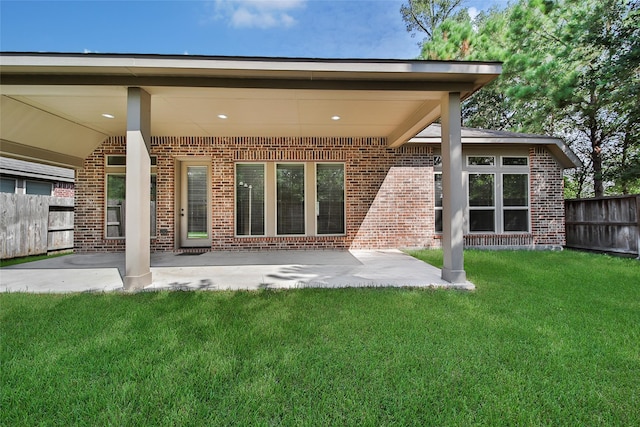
[0,53,501,94]
[0,74,477,92]
[0,53,502,77]
[0,169,74,182]
[0,140,86,169]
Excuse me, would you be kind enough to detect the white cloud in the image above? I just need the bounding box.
[468,7,480,21]
[215,0,304,29]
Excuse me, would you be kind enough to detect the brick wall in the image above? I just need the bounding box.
[530,146,566,248]
[53,182,74,198]
[75,137,126,252]
[75,136,439,252]
[74,137,567,252]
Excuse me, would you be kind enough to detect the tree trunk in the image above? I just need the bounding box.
[589,89,604,198]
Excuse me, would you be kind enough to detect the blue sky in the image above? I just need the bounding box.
[0,0,507,59]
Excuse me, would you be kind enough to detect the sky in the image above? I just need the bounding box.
[0,0,507,59]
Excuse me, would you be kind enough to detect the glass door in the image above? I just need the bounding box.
[180,163,211,247]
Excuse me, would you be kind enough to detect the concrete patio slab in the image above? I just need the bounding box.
[0,268,123,293]
[0,250,475,293]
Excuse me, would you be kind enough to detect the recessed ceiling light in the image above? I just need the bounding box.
[217,114,228,120]
[331,115,341,121]
[101,113,115,119]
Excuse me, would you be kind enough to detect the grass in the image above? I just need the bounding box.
[0,252,70,268]
[1,250,639,425]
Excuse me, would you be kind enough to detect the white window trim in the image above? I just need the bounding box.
[434,172,443,234]
[467,172,497,233]
[234,162,267,238]
[105,172,126,239]
[501,172,530,233]
[315,162,346,236]
[467,155,496,167]
[433,152,530,234]
[501,156,529,167]
[105,156,157,240]
[464,154,530,234]
[234,161,347,238]
[275,162,307,236]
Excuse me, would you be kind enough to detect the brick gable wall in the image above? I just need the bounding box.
[74,136,566,252]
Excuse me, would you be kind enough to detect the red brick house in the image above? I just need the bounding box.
[0,53,579,290]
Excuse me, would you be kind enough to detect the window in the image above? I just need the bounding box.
[434,173,443,233]
[235,162,346,238]
[25,180,52,195]
[435,153,529,235]
[277,164,305,235]
[468,173,495,232]
[468,156,495,166]
[107,155,156,166]
[316,164,345,235]
[186,167,207,238]
[503,157,528,166]
[503,174,529,232]
[236,164,265,236]
[106,174,126,237]
[1,178,16,193]
[105,155,157,239]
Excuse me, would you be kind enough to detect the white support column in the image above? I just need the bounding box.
[441,92,466,283]
[124,87,152,291]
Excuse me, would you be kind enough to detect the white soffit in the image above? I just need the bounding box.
[0,53,502,166]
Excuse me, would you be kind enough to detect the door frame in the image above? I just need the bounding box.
[175,158,212,248]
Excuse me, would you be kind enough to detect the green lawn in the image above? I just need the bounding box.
[0,252,70,268]
[1,250,638,425]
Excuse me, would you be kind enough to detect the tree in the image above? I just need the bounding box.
[506,0,639,197]
[409,0,640,197]
[400,0,467,42]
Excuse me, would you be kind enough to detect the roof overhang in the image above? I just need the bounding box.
[410,124,582,169]
[0,53,501,168]
[0,156,74,182]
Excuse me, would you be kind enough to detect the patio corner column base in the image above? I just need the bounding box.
[124,272,152,292]
[441,268,466,284]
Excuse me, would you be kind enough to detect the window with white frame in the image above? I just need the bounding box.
[466,154,529,233]
[468,173,496,232]
[236,164,265,236]
[434,153,529,234]
[277,163,306,235]
[434,172,443,233]
[235,162,345,238]
[316,163,345,235]
[105,155,157,239]
[502,174,529,231]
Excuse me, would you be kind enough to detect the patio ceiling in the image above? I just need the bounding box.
[0,53,501,168]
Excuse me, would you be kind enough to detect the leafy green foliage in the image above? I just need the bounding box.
[400,0,467,41]
[405,0,640,197]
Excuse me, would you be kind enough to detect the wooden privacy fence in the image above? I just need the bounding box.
[0,193,74,259]
[565,194,640,257]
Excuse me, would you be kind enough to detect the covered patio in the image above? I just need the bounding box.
[0,250,475,293]
[0,53,501,290]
